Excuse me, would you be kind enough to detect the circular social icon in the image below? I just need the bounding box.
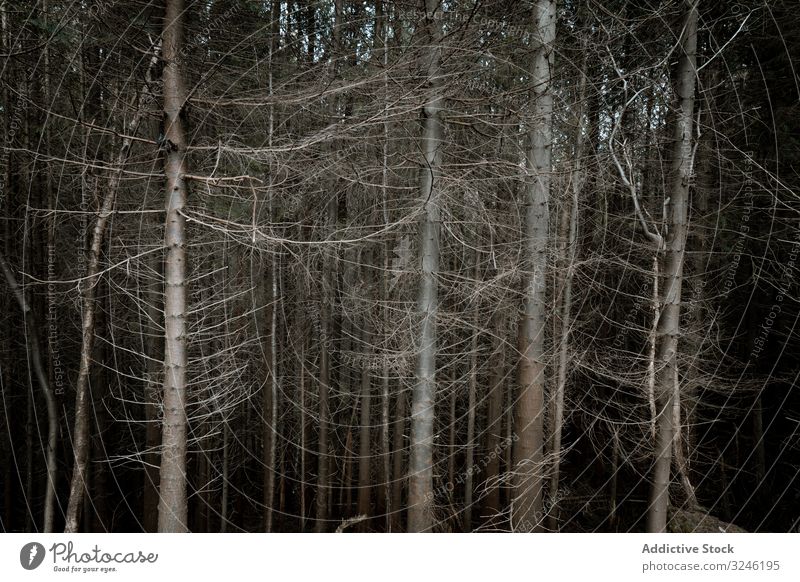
[20,542,46,570]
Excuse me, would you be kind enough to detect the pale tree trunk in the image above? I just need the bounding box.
[391,389,406,532]
[264,254,279,532]
[299,337,308,531]
[547,40,586,531]
[315,194,335,532]
[376,0,392,531]
[677,68,720,510]
[0,253,58,532]
[407,0,443,533]
[220,420,229,532]
[63,42,160,534]
[255,183,277,535]
[157,0,190,533]
[447,367,456,491]
[315,0,343,533]
[464,258,479,531]
[512,0,555,533]
[482,311,505,519]
[357,317,373,530]
[259,1,280,533]
[40,0,58,533]
[647,0,699,533]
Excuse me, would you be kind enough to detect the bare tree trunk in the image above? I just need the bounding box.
[447,368,456,491]
[299,337,307,531]
[357,320,373,530]
[25,381,33,532]
[482,312,505,520]
[647,0,698,533]
[220,420,229,532]
[62,39,160,534]
[314,0,343,533]
[157,0,190,533]
[407,0,443,533]
[377,0,392,531]
[268,252,279,531]
[356,243,377,529]
[464,259,479,531]
[256,13,280,531]
[512,0,555,533]
[609,429,620,529]
[0,252,58,532]
[40,0,58,533]
[547,41,586,531]
[255,247,277,532]
[673,367,698,508]
[89,291,109,532]
[390,388,406,532]
[315,195,335,532]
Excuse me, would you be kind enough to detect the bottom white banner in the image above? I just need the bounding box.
[1,533,797,582]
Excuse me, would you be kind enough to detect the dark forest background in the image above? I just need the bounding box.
[0,0,798,533]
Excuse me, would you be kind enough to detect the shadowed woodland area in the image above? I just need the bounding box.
[0,0,799,533]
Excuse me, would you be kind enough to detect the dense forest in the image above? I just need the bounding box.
[0,0,798,534]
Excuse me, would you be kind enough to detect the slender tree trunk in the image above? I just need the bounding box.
[157,0,190,533]
[299,337,307,531]
[267,252,279,531]
[315,0,343,533]
[40,0,58,533]
[482,312,505,520]
[464,259,479,531]
[257,15,279,531]
[447,368,456,491]
[391,388,406,532]
[647,0,699,533]
[547,43,586,531]
[377,0,391,529]
[89,291,109,532]
[407,0,443,533]
[316,195,335,532]
[220,420,229,532]
[62,40,160,534]
[357,320,373,530]
[0,252,58,532]
[512,0,555,533]
[256,246,276,532]
[609,429,620,529]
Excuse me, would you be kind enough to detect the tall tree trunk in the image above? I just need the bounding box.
[378,0,392,529]
[548,40,587,531]
[390,388,406,532]
[157,0,190,533]
[0,252,57,532]
[299,336,308,531]
[407,0,443,533]
[255,239,277,533]
[464,258,479,531]
[315,0,343,533]
[512,0,555,533]
[89,289,109,532]
[357,319,373,530]
[315,196,335,532]
[647,0,699,533]
[62,40,160,534]
[482,311,505,520]
[40,0,58,533]
[258,8,279,531]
